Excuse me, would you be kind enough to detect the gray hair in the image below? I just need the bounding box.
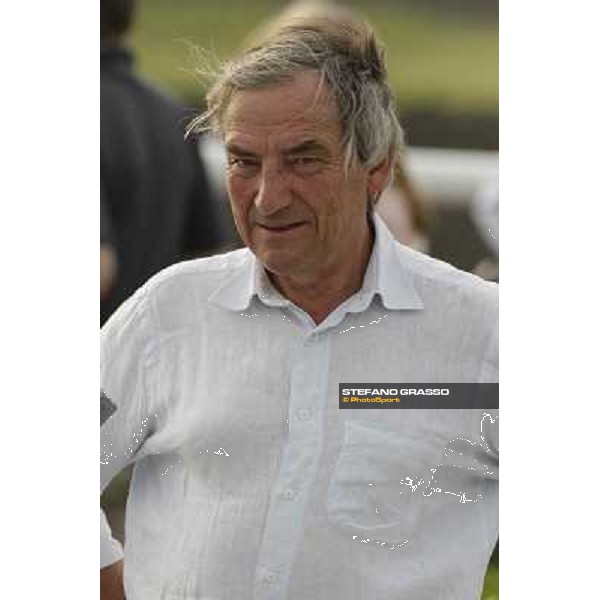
[188,11,404,173]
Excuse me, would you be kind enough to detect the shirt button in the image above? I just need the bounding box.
[281,488,296,500]
[259,569,277,584]
[296,408,312,420]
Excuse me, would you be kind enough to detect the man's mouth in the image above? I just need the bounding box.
[257,222,306,233]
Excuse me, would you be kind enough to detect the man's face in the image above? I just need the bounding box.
[222,70,380,280]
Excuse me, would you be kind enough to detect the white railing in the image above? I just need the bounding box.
[404,147,498,206]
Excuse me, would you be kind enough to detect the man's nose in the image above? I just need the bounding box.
[254,162,291,216]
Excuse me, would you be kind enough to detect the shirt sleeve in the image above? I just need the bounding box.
[101,510,124,568]
[475,287,499,462]
[478,287,499,385]
[100,285,159,567]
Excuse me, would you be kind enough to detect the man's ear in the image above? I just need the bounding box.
[367,152,396,201]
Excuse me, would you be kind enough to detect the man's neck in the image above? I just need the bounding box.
[268,225,374,326]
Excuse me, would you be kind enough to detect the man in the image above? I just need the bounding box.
[101,14,498,600]
[100,0,231,325]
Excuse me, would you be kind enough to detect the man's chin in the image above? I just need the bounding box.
[260,256,302,276]
[255,249,312,279]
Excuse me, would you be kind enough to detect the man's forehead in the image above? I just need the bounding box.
[225,136,333,158]
[222,70,340,136]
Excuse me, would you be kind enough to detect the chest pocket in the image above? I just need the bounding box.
[326,420,445,545]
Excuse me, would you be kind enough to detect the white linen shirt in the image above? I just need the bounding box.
[101,215,499,600]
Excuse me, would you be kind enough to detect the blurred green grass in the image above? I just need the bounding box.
[482,562,499,599]
[130,0,498,113]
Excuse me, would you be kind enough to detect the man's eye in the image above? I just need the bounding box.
[228,158,260,175]
[290,156,322,174]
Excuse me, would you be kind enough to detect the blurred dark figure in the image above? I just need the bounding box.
[100,187,118,299]
[376,159,434,253]
[101,0,229,324]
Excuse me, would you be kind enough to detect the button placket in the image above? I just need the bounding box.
[281,488,296,501]
[253,332,331,600]
[259,568,277,584]
[296,407,312,421]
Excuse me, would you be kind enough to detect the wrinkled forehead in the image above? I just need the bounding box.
[221,70,341,138]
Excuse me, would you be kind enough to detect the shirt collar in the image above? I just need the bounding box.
[209,213,424,312]
[369,212,424,310]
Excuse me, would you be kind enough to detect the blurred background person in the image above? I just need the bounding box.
[100,186,118,299]
[376,158,434,253]
[100,0,232,325]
